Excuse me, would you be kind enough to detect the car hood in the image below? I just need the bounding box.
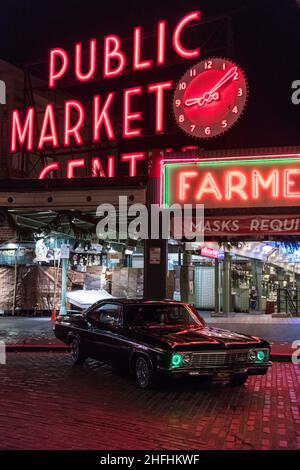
[134,325,262,348]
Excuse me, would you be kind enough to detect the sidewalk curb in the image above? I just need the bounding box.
[6,345,70,352]
[270,353,292,362]
[4,345,292,361]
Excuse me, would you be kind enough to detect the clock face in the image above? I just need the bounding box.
[173,58,248,138]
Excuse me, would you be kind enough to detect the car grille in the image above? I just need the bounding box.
[191,351,249,367]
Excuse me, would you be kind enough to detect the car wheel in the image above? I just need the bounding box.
[70,338,87,365]
[135,356,155,389]
[229,373,249,386]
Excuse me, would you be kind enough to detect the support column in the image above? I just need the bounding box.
[222,252,231,315]
[59,257,68,315]
[144,150,168,300]
[295,273,300,291]
[59,243,69,316]
[277,268,285,290]
[214,258,220,314]
[144,238,168,299]
[276,267,286,315]
[251,259,263,310]
[180,251,195,304]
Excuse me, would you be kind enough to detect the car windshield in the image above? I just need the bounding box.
[125,304,204,327]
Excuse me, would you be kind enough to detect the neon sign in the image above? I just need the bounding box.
[9,10,202,180]
[200,246,219,258]
[162,155,300,208]
[173,58,248,139]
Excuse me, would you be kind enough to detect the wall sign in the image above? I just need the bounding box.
[173,58,247,138]
[149,247,161,264]
[60,244,70,259]
[182,214,300,237]
[199,246,219,258]
[162,155,300,209]
[8,10,204,180]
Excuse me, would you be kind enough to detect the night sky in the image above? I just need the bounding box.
[1,0,300,150]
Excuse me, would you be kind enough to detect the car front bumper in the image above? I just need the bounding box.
[157,361,272,377]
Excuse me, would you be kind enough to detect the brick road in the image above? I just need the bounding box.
[0,353,300,450]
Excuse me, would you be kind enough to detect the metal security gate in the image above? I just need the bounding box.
[194,266,215,310]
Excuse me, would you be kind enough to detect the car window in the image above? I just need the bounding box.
[85,306,101,324]
[125,304,202,327]
[98,303,122,326]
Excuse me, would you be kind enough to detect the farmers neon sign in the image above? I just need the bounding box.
[9,10,202,179]
[162,155,300,208]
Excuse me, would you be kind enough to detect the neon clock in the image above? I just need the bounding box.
[173,58,248,138]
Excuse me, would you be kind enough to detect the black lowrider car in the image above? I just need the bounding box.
[54,299,271,389]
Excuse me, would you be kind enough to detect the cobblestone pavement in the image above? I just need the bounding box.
[0,353,299,450]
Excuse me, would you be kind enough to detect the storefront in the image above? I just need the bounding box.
[160,154,300,317]
[0,178,146,314]
[1,7,300,318]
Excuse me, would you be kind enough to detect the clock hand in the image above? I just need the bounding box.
[207,66,237,95]
[184,66,238,107]
[184,97,204,106]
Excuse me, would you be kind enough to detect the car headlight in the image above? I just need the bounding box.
[171,352,192,368]
[248,349,257,362]
[248,349,269,363]
[256,350,268,362]
[183,353,192,364]
[171,352,183,368]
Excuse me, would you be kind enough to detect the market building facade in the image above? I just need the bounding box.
[1,8,300,318]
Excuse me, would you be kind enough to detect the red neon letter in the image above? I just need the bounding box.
[75,39,96,82]
[284,169,300,197]
[226,171,248,200]
[93,93,115,142]
[38,104,59,149]
[157,20,166,65]
[179,171,197,201]
[10,107,34,153]
[172,11,201,59]
[38,162,60,179]
[182,146,199,152]
[107,155,115,177]
[133,27,153,70]
[92,156,115,177]
[92,158,106,177]
[196,172,222,201]
[123,87,142,138]
[67,159,85,178]
[49,48,69,88]
[103,35,126,78]
[252,169,279,199]
[121,152,145,177]
[148,81,172,133]
[64,100,85,146]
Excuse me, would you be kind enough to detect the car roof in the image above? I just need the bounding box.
[90,298,189,308]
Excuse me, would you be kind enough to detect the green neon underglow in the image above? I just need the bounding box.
[162,156,300,205]
[165,157,300,169]
[164,164,169,207]
[171,353,183,368]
